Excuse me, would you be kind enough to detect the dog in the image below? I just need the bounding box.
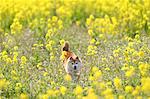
[61,42,82,81]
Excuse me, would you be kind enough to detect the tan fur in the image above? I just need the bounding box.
[62,42,82,81]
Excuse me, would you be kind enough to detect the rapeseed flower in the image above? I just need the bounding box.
[141,77,150,94]
[60,86,67,95]
[47,89,55,96]
[74,85,83,95]
[114,77,122,89]
[20,93,28,99]
[64,74,72,81]
[125,67,135,78]
[0,79,9,89]
[125,85,133,93]
[21,56,27,64]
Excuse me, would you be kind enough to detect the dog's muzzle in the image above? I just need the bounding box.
[74,66,77,70]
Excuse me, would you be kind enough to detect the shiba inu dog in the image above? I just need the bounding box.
[61,42,82,81]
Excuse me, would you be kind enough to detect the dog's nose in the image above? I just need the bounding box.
[74,66,77,70]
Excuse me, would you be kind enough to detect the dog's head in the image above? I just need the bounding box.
[67,56,82,72]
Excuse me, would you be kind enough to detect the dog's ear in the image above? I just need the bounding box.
[76,56,79,60]
[76,56,81,62]
[69,57,73,60]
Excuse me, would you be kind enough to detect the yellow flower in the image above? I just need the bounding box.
[114,77,122,89]
[15,83,22,91]
[45,29,53,40]
[59,39,65,46]
[52,16,58,22]
[135,86,141,92]
[0,79,9,89]
[41,94,49,99]
[43,72,48,76]
[88,29,94,36]
[128,42,134,47]
[102,57,107,61]
[74,85,83,95]
[139,63,149,76]
[47,89,55,96]
[87,45,97,56]
[13,53,18,63]
[93,70,102,80]
[132,90,139,96]
[99,82,106,90]
[14,46,18,50]
[21,56,27,64]
[118,95,125,99]
[37,62,43,69]
[136,96,142,99]
[125,67,135,78]
[102,88,113,96]
[54,90,59,95]
[20,93,28,99]
[102,88,114,99]
[90,38,96,44]
[6,57,12,64]
[95,41,100,45]
[89,76,94,81]
[106,81,112,86]
[60,86,67,95]
[87,88,94,94]
[45,40,55,51]
[89,15,95,20]
[10,18,22,35]
[92,66,99,72]
[99,34,104,39]
[86,18,92,26]
[141,77,150,94]
[138,51,144,57]
[105,67,110,71]
[113,49,120,57]
[105,95,114,99]
[83,92,98,99]
[125,85,133,93]
[56,6,72,18]
[76,20,81,26]
[50,55,55,61]
[135,34,140,40]
[64,74,72,81]
[139,63,148,71]
[132,86,140,96]
[11,70,17,75]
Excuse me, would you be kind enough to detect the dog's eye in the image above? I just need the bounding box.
[72,62,74,65]
[76,62,78,64]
